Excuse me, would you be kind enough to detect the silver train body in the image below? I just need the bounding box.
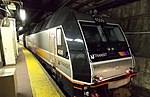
[22,7,136,97]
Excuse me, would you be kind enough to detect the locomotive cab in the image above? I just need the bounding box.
[78,21,135,88]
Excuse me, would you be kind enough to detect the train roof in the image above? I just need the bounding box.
[30,7,94,34]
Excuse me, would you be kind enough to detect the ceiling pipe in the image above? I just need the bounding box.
[80,0,139,12]
[72,0,93,10]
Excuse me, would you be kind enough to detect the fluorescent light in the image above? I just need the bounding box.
[20,9,26,21]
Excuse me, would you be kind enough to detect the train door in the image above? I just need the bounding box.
[56,27,73,96]
[48,28,57,79]
[56,28,63,57]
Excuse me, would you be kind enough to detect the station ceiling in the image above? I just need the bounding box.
[0,0,139,32]
[21,0,139,25]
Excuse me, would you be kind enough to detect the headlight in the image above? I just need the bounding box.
[92,75,103,83]
[125,67,133,75]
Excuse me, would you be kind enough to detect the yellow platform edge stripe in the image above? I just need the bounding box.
[22,47,60,97]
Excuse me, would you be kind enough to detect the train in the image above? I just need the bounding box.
[20,7,136,97]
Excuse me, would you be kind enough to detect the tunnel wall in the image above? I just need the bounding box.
[105,0,150,89]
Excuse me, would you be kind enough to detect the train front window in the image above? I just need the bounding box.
[101,25,125,42]
[80,22,106,46]
[80,22,125,45]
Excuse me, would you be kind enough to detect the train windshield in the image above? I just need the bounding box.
[80,22,130,62]
[80,22,125,44]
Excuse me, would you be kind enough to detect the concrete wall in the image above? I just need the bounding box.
[133,57,150,89]
[104,0,150,89]
[106,0,150,32]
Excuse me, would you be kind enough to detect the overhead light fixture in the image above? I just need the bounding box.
[18,26,23,31]
[19,9,26,21]
[8,3,16,10]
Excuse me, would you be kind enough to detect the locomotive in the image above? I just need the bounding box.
[21,7,136,97]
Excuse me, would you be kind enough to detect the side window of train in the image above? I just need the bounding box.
[56,28,68,59]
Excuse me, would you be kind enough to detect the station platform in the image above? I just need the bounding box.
[15,45,65,97]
